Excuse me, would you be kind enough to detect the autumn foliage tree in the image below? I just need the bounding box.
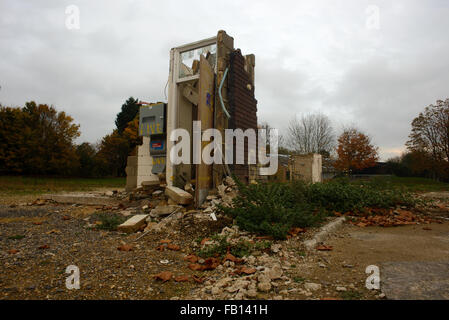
[406,98,449,180]
[334,128,378,174]
[0,102,80,175]
[96,98,142,177]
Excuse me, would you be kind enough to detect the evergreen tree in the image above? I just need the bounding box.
[115,97,139,134]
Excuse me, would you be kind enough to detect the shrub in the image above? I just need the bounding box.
[219,176,417,239]
[304,179,417,212]
[219,181,326,240]
[94,212,127,231]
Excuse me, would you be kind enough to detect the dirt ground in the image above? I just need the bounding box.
[1,191,448,300]
[0,201,229,300]
[292,221,449,299]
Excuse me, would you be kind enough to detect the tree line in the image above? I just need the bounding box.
[284,112,378,174]
[391,98,449,181]
[1,96,447,180]
[283,98,449,181]
[0,97,141,177]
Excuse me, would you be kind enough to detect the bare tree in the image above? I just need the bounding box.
[287,113,335,155]
[406,98,449,179]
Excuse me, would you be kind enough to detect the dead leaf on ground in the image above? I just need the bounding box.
[154,271,173,282]
[38,244,50,250]
[288,227,305,236]
[184,254,199,263]
[234,266,257,275]
[174,275,190,282]
[167,243,180,251]
[188,263,204,271]
[117,244,133,251]
[62,216,71,220]
[202,257,221,270]
[32,221,43,225]
[160,239,172,244]
[254,236,273,240]
[200,238,211,245]
[223,253,243,264]
[155,245,165,251]
[316,245,333,251]
[8,249,19,254]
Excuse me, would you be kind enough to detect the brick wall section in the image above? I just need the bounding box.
[228,49,258,183]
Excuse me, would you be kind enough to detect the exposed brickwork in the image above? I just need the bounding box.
[228,49,258,183]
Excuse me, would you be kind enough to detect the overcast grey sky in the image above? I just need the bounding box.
[1,0,448,160]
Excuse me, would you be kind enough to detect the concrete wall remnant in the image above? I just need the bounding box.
[289,154,322,183]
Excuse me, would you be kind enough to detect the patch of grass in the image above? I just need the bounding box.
[94,212,127,231]
[293,276,305,283]
[198,235,228,258]
[230,240,253,258]
[8,234,25,240]
[253,240,272,251]
[340,289,362,300]
[351,176,449,193]
[0,176,125,196]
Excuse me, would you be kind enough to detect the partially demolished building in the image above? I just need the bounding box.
[125,31,259,207]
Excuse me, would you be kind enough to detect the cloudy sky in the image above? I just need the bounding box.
[1,0,448,160]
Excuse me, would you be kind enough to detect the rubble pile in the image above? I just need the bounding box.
[112,176,239,234]
[346,208,442,227]
[183,224,327,300]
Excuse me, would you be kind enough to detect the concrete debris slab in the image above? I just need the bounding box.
[149,205,182,218]
[142,180,160,190]
[304,216,346,250]
[381,261,449,300]
[117,214,149,233]
[165,186,193,205]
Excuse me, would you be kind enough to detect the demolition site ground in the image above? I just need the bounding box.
[1,176,449,300]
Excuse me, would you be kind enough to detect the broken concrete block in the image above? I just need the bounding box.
[217,184,227,198]
[184,183,193,192]
[149,205,181,218]
[165,186,193,205]
[141,179,160,190]
[167,198,177,205]
[117,214,148,233]
[224,176,236,186]
[152,190,163,197]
